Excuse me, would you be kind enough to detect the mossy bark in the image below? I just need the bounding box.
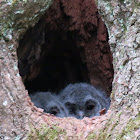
[96,0,140,139]
[0,0,53,139]
[0,0,139,139]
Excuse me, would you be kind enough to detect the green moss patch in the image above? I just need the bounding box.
[87,132,96,140]
[116,114,140,140]
[28,124,67,140]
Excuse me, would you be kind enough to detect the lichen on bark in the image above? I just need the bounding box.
[0,0,53,42]
[96,0,140,139]
[0,0,53,139]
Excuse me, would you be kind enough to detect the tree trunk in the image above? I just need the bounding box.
[0,0,139,139]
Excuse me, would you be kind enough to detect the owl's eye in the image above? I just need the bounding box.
[49,107,59,115]
[69,106,76,113]
[86,104,95,110]
[50,110,58,115]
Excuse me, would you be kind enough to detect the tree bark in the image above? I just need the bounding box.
[0,0,139,139]
[96,0,140,139]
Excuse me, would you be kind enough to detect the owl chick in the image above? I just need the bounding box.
[59,83,110,119]
[30,92,67,118]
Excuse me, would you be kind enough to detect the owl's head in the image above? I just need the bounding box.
[60,83,110,119]
[30,92,67,118]
[63,94,102,119]
[44,95,67,118]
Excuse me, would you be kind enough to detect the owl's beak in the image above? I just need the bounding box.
[78,111,84,119]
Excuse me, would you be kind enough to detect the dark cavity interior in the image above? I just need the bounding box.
[17,0,114,95]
